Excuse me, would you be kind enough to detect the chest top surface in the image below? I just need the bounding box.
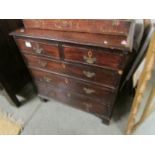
[11,26,135,52]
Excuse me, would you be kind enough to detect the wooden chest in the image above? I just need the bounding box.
[11,19,135,124]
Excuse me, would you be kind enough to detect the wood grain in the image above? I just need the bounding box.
[11,20,136,124]
[15,38,60,59]
[36,81,112,122]
[23,19,132,36]
[63,44,127,70]
[29,67,116,106]
[11,28,133,51]
[23,53,120,89]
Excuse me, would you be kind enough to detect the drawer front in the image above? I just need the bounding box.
[29,68,116,106]
[23,54,120,88]
[63,45,126,70]
[23,19,131,36]
[15,38,60,59]
[36,81,112,118]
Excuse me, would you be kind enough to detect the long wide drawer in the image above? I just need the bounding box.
[29,67,116,107]
[36,81,113,119]
[15,38,60,59]
[23,19,132,36]
[23,54,121,88]
[63,45,127,70]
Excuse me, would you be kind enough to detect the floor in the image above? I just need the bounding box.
[0,71,155,135]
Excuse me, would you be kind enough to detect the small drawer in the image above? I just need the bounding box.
[29,68,116,107]
[15,38,60,59]
[23,54,121,88]
[36,81,112,118]
[63,45,126,70]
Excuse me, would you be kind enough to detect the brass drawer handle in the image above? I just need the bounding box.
[83,50,96,64]
[33,43,44,54]
[83,102,92,112]
[83,71,95,78]
[35,48,43,54]
[43,76,51,83]
[38,60,48,67]
[83,87,95,94]
[83,56,96,64]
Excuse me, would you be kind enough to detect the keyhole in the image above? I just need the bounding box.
[88,50,92,58]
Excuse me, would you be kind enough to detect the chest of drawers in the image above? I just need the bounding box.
[11,20,135,124]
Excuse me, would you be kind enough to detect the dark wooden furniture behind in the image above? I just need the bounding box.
[11,19,136,124]
[0,20,32,106]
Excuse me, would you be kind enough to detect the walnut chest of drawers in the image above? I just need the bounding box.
[11,20,135,124]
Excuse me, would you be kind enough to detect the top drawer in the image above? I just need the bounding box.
[63,45,127,70]
[23,19,133,36]
[15,38,60,59]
